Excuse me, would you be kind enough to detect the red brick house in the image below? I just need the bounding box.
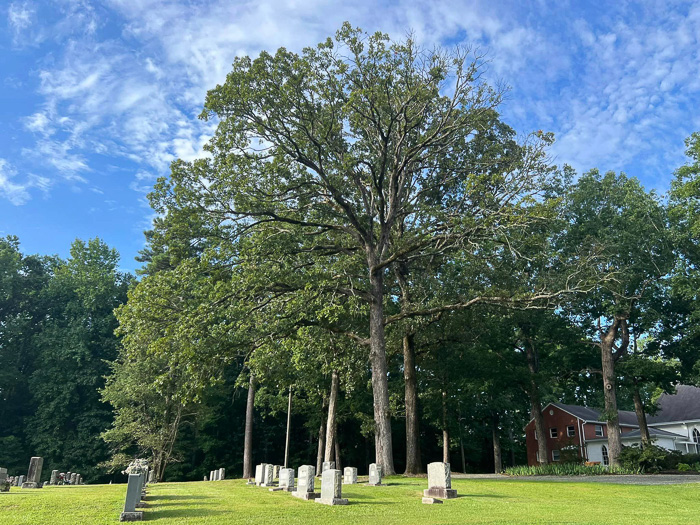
[525,386,700,466]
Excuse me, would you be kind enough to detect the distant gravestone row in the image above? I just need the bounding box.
[0,457,86,491]
[208,467,226,481]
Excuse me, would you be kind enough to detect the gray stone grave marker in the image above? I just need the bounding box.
[50,470,58,485]
[368,463,383,486]
[423,462,456,499]
[120,474,143,521]
[219,468,225,481]
[261,464,274,486]
[70,473,77,485]
[22,457,43,489]
[343,467,357,484]
[17,475,25,487]
[321,461,335,473]
[291,465,319,500]
[0,468,8,492]
[254,464,264,486]
[315,469,348,505]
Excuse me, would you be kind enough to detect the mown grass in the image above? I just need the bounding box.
[1,475,698,524]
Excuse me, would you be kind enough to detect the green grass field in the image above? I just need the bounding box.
[1,476,698,524]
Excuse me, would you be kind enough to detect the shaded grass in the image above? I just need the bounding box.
[0,475,698,524]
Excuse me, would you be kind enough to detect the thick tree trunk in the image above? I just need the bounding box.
[368,268,395,474]
[284,387,292,467]
[242,374,255,479]
[316,397,328,474]
[403,332,423,474]
[442,390,450,464]
[492,414,502,473]
[525,342,548,464]
[600,317,626,467]
[632,383,651,447]
[324,371,339,463]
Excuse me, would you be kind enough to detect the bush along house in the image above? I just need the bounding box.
[525,385,700,466]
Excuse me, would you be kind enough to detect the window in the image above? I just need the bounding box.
[550,427,558,438]
[552,450,561,462]
[567,425,576,437]
[595,425,604,437]
[602,445,609,466]
[693,428,700,444]
[536,451,540,462]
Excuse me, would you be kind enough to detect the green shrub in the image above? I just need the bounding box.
[619,444,671,473]
[677,463,691,472]
[504,464,640,476]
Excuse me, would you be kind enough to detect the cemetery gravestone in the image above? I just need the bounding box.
[343,467,357,484]
[204,475,208,482]
[22,457,44,489]
[17,475,25,487]
[291,465,319,500]
[50,470,58,485]
[254,464,264,486]
[368,463,383,486]
[322,461,335,473]
[120,474,143,521]
[148,470,155,483]
[0,468,8,492]
[70,473,77,485]
[315,469,348,506]
[219,468,225,481]
[261,464,274,487]
[273,465,280,479]
[279,468,295,491]
[423,462,457,500]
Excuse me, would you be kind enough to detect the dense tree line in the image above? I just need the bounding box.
[3,26,700,481]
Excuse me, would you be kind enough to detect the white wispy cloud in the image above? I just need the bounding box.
[0,158,50,205]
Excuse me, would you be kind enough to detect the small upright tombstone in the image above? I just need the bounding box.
[368,463,383,486]
[70,473,77,485]
[343,467,357,484]
[66,471,72,483]
[261,464,275,487]
[291,465,319,500]
[423,462,457,500]
[218,468,225,481]
[22,457,44,489]
[273,465,280,480]
[254,464,264,486]
[203,475,208,482]
[50,470,58,485]
[269,467,294,492]
[315,469,348,506]
[0,468,9,492]
[120,474,143,521]
[148,470,155,483]
[322,461,335,473]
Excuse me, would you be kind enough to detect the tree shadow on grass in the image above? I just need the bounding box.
[147,494,211,501]
[146,508,229,520]
[458,494,507,498]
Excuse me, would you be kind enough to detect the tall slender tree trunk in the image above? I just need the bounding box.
[242,374,255,479]
[492,413,502,473]
[334,440,342,472]
[403,332,423,474]
[600,316,627,467]
[324,371,339,463]
[368,267,395,474]
[632,382,651,447]
[525,341,548,464]
[458,405,466,473]
[397,261,423,475]
[442,390,450,464]
[508,426,516,468]
[284,387,293,467]
[316,397,327,474]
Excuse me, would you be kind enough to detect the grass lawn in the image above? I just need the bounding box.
[1,476,698,524]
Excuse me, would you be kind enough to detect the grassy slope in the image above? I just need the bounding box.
[1,476,698,524]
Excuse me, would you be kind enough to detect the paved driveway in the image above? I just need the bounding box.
[452,473,700,485]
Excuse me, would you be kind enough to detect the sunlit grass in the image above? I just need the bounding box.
[0,475,698,524]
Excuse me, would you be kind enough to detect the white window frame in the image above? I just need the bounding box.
[550,427,558,438]
[595,425,603,437]
[693,428,700,444]
[602,445,609,466]
[552,450,560,462]
[567,425,575,437]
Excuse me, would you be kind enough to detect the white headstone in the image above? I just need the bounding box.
[343,466,357,484]
[315,469,348,505]
[368,463,382,486]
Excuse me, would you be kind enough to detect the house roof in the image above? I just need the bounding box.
[623,428,686,439]
[647,385,700,424]
[553,403,639,426]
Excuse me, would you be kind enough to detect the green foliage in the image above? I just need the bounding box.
[678,463,691,471]
[505,463,641,476]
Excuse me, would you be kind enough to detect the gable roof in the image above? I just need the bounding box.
[553,403,638,426]
[623,428,686,439]
[647,385,700,424]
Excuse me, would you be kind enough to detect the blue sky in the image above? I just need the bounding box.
[1,1,700,273]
